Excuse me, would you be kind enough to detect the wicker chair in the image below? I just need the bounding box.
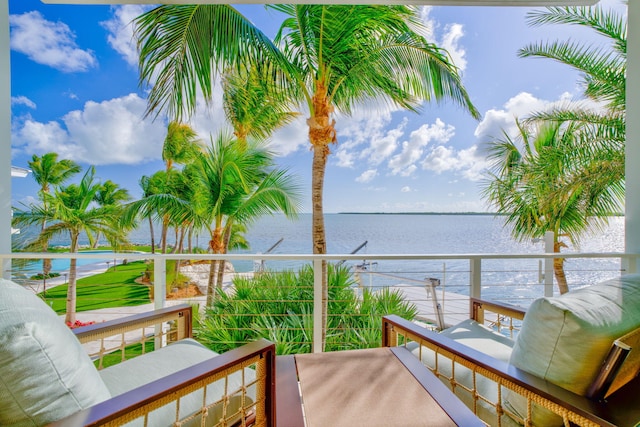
[382,274,640,427]
[0,278,275,427]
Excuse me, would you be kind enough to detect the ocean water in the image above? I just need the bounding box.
[15,213,626,301]
[227,214,626,301]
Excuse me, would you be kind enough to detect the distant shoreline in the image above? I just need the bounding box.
[336,212,624,216]
[337,212,503,216]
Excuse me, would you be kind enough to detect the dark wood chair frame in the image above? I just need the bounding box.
[51,304,277,427]
[382,299,640,427]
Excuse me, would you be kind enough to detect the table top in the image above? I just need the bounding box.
[293,346,483,427]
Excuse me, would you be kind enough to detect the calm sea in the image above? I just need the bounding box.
[15,213,626,301]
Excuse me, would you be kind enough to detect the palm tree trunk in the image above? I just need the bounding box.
[553,240,569,294]
[308,84,334,352]
[178,225,186,253]
[148,216,156,254]
[161,215,169,253]
[215,227,232,292]
[311,143,329,351]
[206,259,217,306]
[65,233,79,325]
[41,220,51,292]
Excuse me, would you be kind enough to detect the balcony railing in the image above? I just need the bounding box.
[2,250,638,354]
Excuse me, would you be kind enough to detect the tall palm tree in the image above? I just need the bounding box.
[27,153,81,285]
[190,133,301,306]
[481,119,622,294]
[135,4,478,348]
[13,167,126,323]
[159,122,202,253]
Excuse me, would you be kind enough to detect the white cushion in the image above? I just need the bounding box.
[506,274,640,426]
[0,278,111,426]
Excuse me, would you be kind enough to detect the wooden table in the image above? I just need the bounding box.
[275,346,483,427]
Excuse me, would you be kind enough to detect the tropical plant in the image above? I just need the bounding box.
[162,121,202,171]
[195,265,417,355]
[27,153,81,281]
[159,122,202,253]
[134,4,479,349]
[188,134,301,305]
[222,64,299,147]
[12,167,128,323]
[481,119,622,294]
[518,5,626,213]
[93,180,131,249]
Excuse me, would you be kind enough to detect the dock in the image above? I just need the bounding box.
[390,284,470,330]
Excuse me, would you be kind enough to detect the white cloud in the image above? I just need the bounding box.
[334,108,401,168]
[335,147,355,168]
[440,23,467,72]
[388,118,455,176]
[419,6,467,72]
[12,93,167,165]
[401,186,412,193]
[11,96,36,109]
[422,144,489,182]
[270,115,309,156]
[102,5,150,67]
[474,91,582,143]
[9,11,97,72]
[356,169,378,183]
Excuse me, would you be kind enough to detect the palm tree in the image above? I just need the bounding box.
[135,4,478,348]
[13,167,127,323]
[163,121,202,171]
[93,180,131,249]
[518,6,625,203]
[481,119,622,294]
[222,64,299,147]
[158,122,202,253]
[189,133,301,306]
[27,153,81,287]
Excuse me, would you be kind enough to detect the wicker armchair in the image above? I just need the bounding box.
[61,304,276,427]
[0,278,275,427]
[382,274,640,427]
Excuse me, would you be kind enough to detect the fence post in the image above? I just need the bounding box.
[313,258,323,354]
[469,258,482,299]
[154,256,166,309]
[544,231,554,297]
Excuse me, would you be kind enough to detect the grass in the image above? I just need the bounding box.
[96,341,154,369]
[41,261,151,313]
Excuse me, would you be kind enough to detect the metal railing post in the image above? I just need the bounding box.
[313,258,323,354]
[544,231,554,297]
[470,257,482,299]
[154,256,166,309]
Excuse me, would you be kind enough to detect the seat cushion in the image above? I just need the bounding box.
[100,339,255,426]
[441,318,515,363]
[0,278,111,426]
[506,274,640,425]
[411,320,519,427]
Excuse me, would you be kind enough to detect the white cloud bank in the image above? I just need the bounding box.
[12,93,167,165]
[9,11,97,73]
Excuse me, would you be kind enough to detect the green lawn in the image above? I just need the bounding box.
[96,341,154,369]
[42,261,151,313]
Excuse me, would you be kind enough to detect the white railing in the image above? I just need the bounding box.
[2,250,639,353]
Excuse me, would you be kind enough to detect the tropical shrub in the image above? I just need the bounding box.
[195,264,417,355]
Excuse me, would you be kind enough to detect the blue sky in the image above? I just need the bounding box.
[9,0,625,213]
